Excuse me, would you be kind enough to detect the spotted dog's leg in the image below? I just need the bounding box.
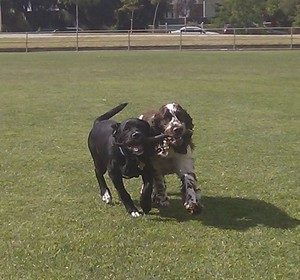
[152,176,170,207]
[174,146,203,214]
[181,173,202,214]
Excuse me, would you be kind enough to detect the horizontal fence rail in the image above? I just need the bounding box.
[0,27,300,52]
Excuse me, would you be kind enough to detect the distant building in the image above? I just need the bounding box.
[164,0,222,24]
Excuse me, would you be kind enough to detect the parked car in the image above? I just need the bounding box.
[170,26,219,35]
[36,28,56,32]
[53,27,83,33]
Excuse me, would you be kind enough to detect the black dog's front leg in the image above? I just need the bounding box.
[109,170,141,217]
[140,182,153,214]
[140,168,153,214]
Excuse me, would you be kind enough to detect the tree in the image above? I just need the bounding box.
[118,0,140,31]
[213,0,299,28]
[279,0,298,26]
[149,0,168,29]
[0,0,65,31]
[81,0,120,29]
[26,0,64,30]
[262,0,299,26]
[264,0,285,26]
[0,1,2,31]
[0,0,32,31]
[213,0,265,28]
[292,4,300,26]
[151,0,160,28]
[58,0,121,29]
[117,0,161,30]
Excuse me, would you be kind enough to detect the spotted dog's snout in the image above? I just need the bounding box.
[173,126,184,137]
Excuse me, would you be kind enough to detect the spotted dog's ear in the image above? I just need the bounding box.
[152,111,164,133]
[181,109,194,151]
[175,104,194,131]
[183,109,194,131]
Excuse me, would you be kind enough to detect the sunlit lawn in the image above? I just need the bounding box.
[0,51,299,279]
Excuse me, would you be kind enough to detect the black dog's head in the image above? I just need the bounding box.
[113,118,166,156]
[113,118,152,156]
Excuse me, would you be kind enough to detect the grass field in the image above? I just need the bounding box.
[1,50,299,279]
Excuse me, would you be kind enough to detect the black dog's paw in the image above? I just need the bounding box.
[140,183,152,214]
[140,196,152,214]
[101,190,112,204]
[129,210,143,217]
[141,200,151,214]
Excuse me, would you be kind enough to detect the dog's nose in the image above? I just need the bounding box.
[132,131,142,140]
[174,127,183,135]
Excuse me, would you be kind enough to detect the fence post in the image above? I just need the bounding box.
[233,28,236,50]
[128,30,131,51]
[290,27,293,49]
[179,32,182,51]
[25,33,28,53]
[76,31,79,51]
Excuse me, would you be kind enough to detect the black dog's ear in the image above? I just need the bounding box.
[112,123,120,139]
[143,120,151,136]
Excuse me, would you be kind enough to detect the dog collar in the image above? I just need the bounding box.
[119,147,145,170]
[119,146,143,158]
[119,147,126,156]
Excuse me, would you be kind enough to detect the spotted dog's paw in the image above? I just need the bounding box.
[183,188,203,215]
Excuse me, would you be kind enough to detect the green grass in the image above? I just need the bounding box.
[0,51,299,279]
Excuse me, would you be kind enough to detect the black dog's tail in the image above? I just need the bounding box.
[95,103,128,122]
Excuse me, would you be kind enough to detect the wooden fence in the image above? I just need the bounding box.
[0,27,300,52]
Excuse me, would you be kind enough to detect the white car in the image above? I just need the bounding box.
[170,26,219,35]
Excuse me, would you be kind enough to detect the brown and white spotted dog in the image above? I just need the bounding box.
[140,103,202,214]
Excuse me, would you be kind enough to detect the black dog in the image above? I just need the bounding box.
[88,103,164,217]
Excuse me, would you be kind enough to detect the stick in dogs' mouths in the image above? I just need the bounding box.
[115,134,166,147]
[146,133,166,144]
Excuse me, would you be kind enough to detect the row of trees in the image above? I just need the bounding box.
[213,0,300,28]
[0,0,300,32]
[0,0,168,31]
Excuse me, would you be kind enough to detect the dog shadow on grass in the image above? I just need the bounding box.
[150,195,300,231]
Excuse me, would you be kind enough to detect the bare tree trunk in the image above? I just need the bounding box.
[130,10,134,33]
[76,4,79,32]
[0,1,2,32]
[152,1,160,33]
